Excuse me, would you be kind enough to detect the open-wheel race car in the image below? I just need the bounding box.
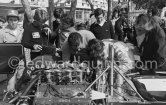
[1,44,166,105]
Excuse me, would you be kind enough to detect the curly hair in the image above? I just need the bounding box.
[68,32,83,48]
[34,8,48,23]
[87,39,105,59]
[53,8,64,18]
[61,16,74,27]
[135,14,157,29]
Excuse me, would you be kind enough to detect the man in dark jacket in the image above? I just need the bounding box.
[52,8,65,47]
[22,8,55,60]
[90,8,115,40]
[115,13,129,41]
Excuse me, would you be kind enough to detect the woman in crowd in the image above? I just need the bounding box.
[135,14,166,73]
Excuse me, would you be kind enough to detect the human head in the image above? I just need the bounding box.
[151,7,159,16]
[68,32,83,53]
[87,39,105,60]
[147,8,152,16]
[135,14,156,47]
[77,23,86,30]
[33,8,48,24]
[112,10,119,19]
[53,8,64,23]
[94,8,105,24]
[61,16,74,30]
[6,9,19,30]
[135,14,156,33]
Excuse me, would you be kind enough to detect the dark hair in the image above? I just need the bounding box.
[94,8,105,17]
[112,10,119,19]
[34,8,48,23]
[53,8,64,18]
[62,16,74,27]
[90,13,94,18]
[68,32,83,47]
[151,7,158,16]
[136,14,150,25]
[135,14,157,31]
[77,23,86,30]
[87,39,104,59]
[147,8,152,14]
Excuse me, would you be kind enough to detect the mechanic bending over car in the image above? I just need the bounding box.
[87,38,135,99]
[62,30,95,62]
[7,31,95,92]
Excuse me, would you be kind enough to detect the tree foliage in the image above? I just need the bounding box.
[68,0,77,19]
[48,0,54,31]
[132,0,166,9]
[86,0,94,12]
[107,0,113,20]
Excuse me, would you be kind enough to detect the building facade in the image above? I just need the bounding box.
[55,0,108,23]
[2,0,108,23]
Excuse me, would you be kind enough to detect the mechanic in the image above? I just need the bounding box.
[87,38,135,99]
[21,8,56,60]
[62,30,95,62]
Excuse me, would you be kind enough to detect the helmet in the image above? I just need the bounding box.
[7,10,19,18]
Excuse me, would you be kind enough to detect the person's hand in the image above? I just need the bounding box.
[43,27,51,36]
[7,75,16,92]
[33,44,42,51]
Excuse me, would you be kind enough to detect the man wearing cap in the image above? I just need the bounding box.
[0,9,24,43]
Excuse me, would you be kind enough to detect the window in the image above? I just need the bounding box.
[82,0,87,3]
[76,11,82,19]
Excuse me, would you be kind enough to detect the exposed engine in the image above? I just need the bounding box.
[3,62,92,105]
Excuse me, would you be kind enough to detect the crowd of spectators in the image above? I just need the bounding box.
[0,6,166,101]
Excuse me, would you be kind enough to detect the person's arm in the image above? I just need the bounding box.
[109,21,115,39]
[123,17,130,28]
[113,42,135,73]
[21,24,34,50]
[0,29,4,43]
[42,24,57,45]
[16,28,24,43]
[62,41,71,61]
[155,25,166,64]
[90,24,95,34]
